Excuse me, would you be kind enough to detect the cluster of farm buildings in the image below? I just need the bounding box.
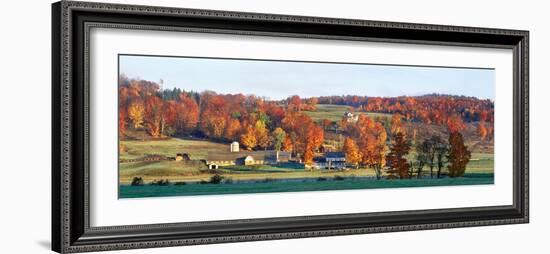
[176,141,347,170]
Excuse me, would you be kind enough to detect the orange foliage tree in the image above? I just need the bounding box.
[281,112,324,163]
[345,115,388,178]
[282,134,294,152]
[446,114,466,134]
[176,94,199,134]
[240,125,257,150]
[287,95,302,112]
[390,113,406,137]
[477,122,488,141]
[144,96,164,138]
[224,118,242,141]
[343,137,361,168]
[200,95,227,139]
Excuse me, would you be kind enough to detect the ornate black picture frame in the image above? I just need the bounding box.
[52,1,529,253]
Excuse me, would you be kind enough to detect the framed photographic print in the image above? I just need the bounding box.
[52,1,529,253]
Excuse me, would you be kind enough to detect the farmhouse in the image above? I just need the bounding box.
[204,142,292,169]
[344,112,359,123]
[312,152,346,170]
[312,157,327,169]
[326,152,346,169]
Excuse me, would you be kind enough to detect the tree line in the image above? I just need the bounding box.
[316,94,494,125]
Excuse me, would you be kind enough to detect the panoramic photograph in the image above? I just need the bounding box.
[118,55,495,198]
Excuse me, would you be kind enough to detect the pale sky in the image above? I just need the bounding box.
[119,54,495,101]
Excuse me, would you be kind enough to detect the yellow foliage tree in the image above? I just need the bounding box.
[240,125,257,150]
[254,120,270,149]
[271,127,287,151]
[128,101,145,128]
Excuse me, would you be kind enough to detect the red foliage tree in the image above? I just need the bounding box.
[287,95,302,112]
[447,132,471,177]
[446,114,466,134]
[176,94,199,134]
[386,132,411,179]
[144,96,164,138]
[118,107,127,137]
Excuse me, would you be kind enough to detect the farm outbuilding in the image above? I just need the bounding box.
[204,149,291,169]
[230,141,239,152]
[243,155,255,165]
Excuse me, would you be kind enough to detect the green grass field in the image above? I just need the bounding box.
[120,138,227,161]
[303,104,392,123]
[119,174,494,198]
[119,137,494,186]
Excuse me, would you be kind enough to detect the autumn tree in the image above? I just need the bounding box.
[305,97,318,111]
[302,124,324,167]
[477,122,488,141]
[386,132,411,179]
[128,101,145,129]
[443,112,471,177]
[479,110,489,122]
[345,115,387,178]
[390,113,406,137]
[144,96,164,138]
[118,86,130,137]
[303,143,315,166]
[281,112,306,155]
[224,118,242,141]
[118,107,127,137]
[240,125,257,150]
[282,134,294,152]
[200,95,227,139]
[271,127,287,151]
[343,137,361,168]
[287,95,302,112]
[371,123,388,177]
[175,94,199,134]
[310,125,324,152]
[264,103,286,128]
[447,132,471,177]
[446,114,466,134]
[254,120,270,150]
[162,100,178,135]
[281,111,324,163]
